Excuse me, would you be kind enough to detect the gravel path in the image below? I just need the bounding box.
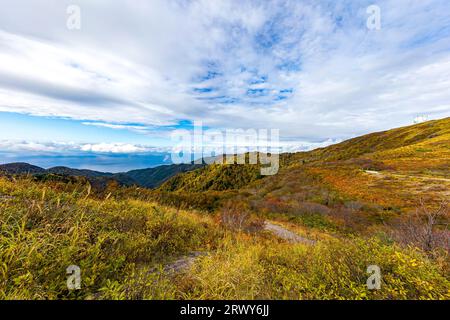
[163,222,315,275]
[264,222,316,244]
[163,251,207,274]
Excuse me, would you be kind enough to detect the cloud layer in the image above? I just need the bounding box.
[0,140,166,154]
[0,0,449,146]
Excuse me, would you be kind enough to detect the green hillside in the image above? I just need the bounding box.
[159,163,262,192]
[159,118,450,194]
[125,164,203,188]
[0,162,204,190]
[286,117,450,166]
[0,118,449,300]
[154,118,450,236]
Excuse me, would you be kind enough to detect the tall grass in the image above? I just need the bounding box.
[1,176,449,300]
[0,177,220,299]
[177,235,450,300]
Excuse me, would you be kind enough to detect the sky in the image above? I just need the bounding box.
[0,0,449,171]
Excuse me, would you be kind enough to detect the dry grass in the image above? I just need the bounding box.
[1,176,449,300]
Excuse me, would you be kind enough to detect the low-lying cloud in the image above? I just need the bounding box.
[0,140,166,154]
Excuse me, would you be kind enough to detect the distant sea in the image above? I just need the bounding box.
[0,152,173,173]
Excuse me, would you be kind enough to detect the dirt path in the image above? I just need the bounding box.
[163,251,207,274]
[162,222,315,274]
[364,170,450,182]
[264,222,316,244]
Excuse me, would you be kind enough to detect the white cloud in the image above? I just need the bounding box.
[0,137,339,155]
[0,140,172,154]
[0,141,60,153]
[80,143,148,153]
[81,122,153,134]
[0,0,449,146]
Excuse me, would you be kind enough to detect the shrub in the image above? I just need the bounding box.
[219,201,264,233]
[391,200,449,254]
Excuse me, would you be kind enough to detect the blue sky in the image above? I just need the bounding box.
[0,0,449,170]
[0,112,141,143]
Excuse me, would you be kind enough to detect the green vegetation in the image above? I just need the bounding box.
[1,118,449,300]
[159,163,262,192]
[0,163,204,190]
[0,177,220,299]
[1,176,448,300]
[180,236,449,300]
[125,164,204,188]
[286,117,450,165]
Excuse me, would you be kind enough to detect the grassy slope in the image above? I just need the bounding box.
[1,118,449,299]
[159,164,262,192]
[290,118,450,210]
[289,117,450,165]
[0,176,449,299]
[163,118,449,209]
[230,119,449,241]
[0,177,220,299]
[124,164,204,188]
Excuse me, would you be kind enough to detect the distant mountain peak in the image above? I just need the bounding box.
[0,162,45,174]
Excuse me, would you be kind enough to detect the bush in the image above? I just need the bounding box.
[391,200,449,255]
[219,201,264,233]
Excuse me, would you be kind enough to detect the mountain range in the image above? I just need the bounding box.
[1,117,449,198]
[0,162,203,189]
